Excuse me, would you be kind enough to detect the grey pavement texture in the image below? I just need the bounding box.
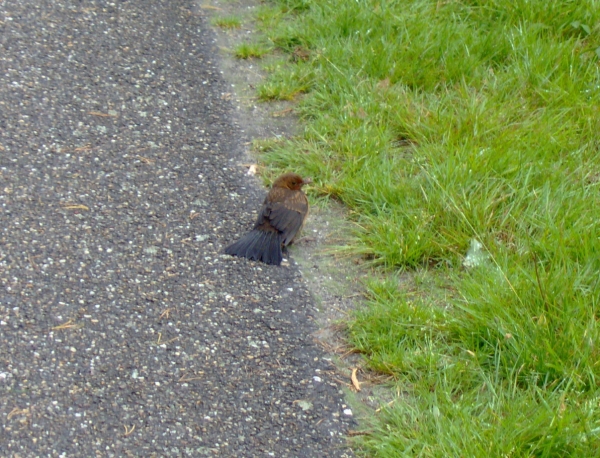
[0,0,354,456]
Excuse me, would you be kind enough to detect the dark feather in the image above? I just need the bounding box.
[224,229,283,265]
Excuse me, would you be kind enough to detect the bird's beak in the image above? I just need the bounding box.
[302,177,313,185]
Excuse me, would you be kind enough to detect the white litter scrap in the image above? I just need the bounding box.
[463,238,490,268]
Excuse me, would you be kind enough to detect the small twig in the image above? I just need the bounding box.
[7,407,28,420]
[74,144,92,152]
[179,372,204,382]
[375,399,396,413]
[52,319,76,330]
[347,430,372,437]
[331,305,351,315]
[61,204,89,211]
[137,155,155,164]
[313,339,336,353]
[199,4,223,10]
[123,424,136,436]
[340,348,362,359]
[333,377,352,388]
[88,111,117,117]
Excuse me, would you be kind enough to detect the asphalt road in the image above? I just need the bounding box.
[0,1,354,456]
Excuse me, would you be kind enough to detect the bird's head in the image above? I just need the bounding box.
[273,173,312,191]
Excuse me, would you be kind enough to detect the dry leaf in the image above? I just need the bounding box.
[377,77,391,89]
[351,367,361,391]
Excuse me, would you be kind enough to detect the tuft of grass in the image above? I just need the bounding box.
[257,59,313,100]
[252,0,600,454]
[234,42,272,59]
[210,15,243,29]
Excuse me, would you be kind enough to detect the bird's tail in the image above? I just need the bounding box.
[224,230,283,265]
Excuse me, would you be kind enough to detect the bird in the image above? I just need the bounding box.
[225,172,310,265]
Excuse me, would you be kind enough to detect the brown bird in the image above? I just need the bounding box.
[225,172,310,265]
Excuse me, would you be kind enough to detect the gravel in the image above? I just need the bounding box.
[0,0,354,456]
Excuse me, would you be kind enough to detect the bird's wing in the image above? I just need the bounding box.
[258,188,308,245]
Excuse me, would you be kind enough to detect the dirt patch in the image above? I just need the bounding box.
[194,0,298,142]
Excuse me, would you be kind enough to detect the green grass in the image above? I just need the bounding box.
[210,14,243,29]
[251,0,600,455]
[234,41,272,59]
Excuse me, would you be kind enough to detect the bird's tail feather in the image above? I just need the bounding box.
[225,230,283,265]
